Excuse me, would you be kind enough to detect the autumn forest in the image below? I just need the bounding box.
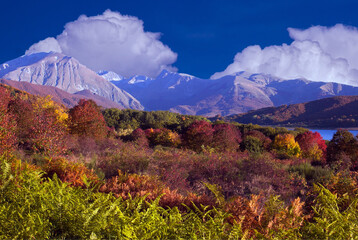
[1,83,358,239]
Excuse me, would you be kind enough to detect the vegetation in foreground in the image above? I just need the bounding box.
[0,84,358,239]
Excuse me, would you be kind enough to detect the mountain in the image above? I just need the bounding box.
[97,70,124,82]
[113,70,358,117]
[0,79,124,109]
[224,95,358,128]
[0,52,143,110]
[3,52,358,117]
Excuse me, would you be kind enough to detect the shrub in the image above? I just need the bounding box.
[130,128,149,147]
[242,136,264,153]
[43,157,100,188]
[144,128,181,147]
[97,142,152,178]
[288,163,332,184]
[99,170,165,200]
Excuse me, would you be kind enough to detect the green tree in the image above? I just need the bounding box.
[326,129,358,170]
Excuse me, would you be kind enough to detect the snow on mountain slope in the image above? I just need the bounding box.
[2,52,358,117]
[97,70,124,82]
[0,52,143,110]
[114,70,358,116]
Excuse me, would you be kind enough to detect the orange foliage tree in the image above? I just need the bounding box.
[272,133,301,157]
[69,99,108,139]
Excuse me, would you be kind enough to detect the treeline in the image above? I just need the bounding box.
[102,108,206,133]
[1,84,358,239]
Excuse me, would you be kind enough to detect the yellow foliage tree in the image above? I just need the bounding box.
[273,133,301,157]
[32,95,68,125]
[30,95,69,156]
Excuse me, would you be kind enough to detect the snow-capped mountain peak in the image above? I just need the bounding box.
[127,75,153,84]
[97,70,124,82]
[0,52,143,110]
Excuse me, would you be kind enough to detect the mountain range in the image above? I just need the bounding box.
[1,52,358,117]
[111,70,358,117]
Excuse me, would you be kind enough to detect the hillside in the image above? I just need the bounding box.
[0,79,124,109]
[225,95,358,128]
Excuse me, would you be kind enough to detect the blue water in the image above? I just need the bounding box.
[309,129,358,141]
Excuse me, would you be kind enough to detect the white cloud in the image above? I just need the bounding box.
[211,24,358,86]
[26,37,63,54]
[26,10,177,78]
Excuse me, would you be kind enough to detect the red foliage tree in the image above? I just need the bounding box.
[212,123,242,152]
[8,98,35,150]
[0,87,17,155]
[29,108,68,156]
[69,99,108,139]
[296,131,327,163]
[183,120,214,151]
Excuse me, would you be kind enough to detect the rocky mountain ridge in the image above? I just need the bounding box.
[2,52,358,116]
[0,52,143,110]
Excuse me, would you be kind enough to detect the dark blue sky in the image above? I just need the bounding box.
[2,0,357,78]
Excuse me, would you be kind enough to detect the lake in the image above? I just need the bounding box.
[309,129,358,140]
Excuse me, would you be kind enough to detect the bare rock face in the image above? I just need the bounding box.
[0,52,143,110]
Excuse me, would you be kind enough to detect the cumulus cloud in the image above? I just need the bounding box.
[26,10,177,78]
[211,24,358,86]
[26,37,63,54]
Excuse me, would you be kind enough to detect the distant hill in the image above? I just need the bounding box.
[0,79,124,109]
[224,95,358,128]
